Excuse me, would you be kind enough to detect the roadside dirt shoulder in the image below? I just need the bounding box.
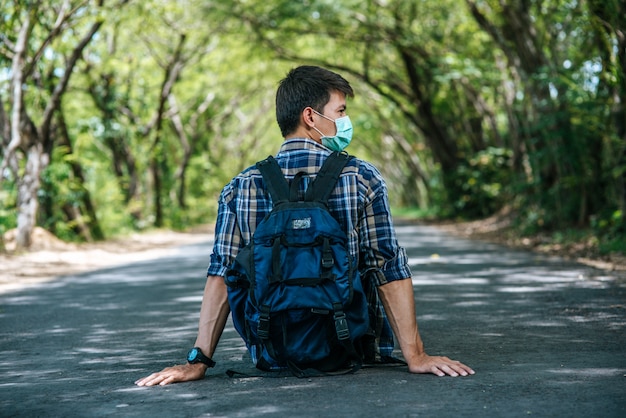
[428,212,626,278]
[0,226,214,294]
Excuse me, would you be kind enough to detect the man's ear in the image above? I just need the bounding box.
[302,107,316,128]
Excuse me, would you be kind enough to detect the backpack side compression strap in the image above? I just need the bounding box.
[305,152,352,203]
[257,156,290,204]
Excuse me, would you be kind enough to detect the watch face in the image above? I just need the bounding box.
[187,348,198,362]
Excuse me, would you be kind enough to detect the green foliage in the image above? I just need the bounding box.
[0,187,17,247]
[592,209,625,254]
[391,206,441,222]
[449,147,513,218]
[1,0,624,250]
[599,235,626,256]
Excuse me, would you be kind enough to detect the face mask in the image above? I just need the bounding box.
[313,110,353,152]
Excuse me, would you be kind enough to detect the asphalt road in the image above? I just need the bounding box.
[1,224,625,417]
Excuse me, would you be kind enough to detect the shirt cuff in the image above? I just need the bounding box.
[207,253,228,277]
[367,247,412,286]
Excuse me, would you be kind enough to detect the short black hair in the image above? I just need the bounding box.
[275,65,354,137]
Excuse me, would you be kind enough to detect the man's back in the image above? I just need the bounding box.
[209,138,409,287]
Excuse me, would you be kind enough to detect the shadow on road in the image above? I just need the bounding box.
[1,225,625,417]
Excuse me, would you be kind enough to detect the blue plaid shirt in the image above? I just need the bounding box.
[208,138,412,357]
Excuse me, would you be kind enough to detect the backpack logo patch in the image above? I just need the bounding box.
[292,217,311,230]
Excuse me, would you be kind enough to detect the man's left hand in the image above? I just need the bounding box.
[407,353,475,377]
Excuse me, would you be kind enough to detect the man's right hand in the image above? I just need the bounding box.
[134,362,207,386]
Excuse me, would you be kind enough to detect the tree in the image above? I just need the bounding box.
[2,0,624,253]
[211,0,508,215]
[467,0,625,230]
[588,0,626,216]
[0,1,106,248]
[58,0,286,232]
[216,0,625,228]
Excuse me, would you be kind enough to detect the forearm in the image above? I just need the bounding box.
[377,278,425,364]
[194,275,230,358]
[134,275,230,386]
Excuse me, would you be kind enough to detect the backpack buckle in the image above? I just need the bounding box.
[258,306,271,340]
[322,252,334,269]
[334,310,350,341]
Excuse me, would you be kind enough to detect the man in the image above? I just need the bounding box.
[135,66,474,386]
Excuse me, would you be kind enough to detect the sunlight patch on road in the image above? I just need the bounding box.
[497,286,558,293]
[521,320,567,327]
[174,295,203,302]
[453,300,489,307]
[547,368,626,377]
[412,277,489,286]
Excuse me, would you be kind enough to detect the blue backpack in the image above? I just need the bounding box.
[225,152,370,377]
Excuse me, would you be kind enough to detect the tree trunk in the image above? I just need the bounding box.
[148,34,186,227]
[168,94,193,209]
[8,16,33,249]
[16,144,46,248]
[396,48,460,172]
[86,71,140,206]
[57,111,105,241]
[9,15,103,248]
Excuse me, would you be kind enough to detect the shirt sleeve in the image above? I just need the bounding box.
[207,184,241,278]
[358,164,412,286]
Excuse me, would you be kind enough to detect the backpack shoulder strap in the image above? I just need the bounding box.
[256,156,289,204]
[305,152,352,203]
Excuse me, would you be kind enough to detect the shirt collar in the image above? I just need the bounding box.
[278,137,329,155]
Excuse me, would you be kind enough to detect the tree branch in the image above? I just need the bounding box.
[40,18,103,144]
[0,13,30,181]
[24,0,88,78]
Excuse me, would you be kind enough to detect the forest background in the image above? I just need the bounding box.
[1,0,624,265]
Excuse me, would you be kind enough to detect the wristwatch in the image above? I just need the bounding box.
[186,347,216,368]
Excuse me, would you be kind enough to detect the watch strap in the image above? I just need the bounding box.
[187,347,216,368]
